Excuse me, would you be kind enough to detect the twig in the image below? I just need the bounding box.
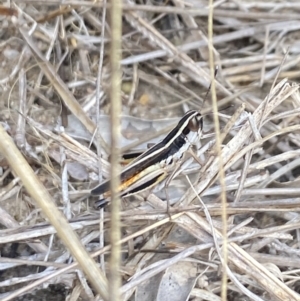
[208,2,228,299]
[108,0,123,300]
[0,124,109,301]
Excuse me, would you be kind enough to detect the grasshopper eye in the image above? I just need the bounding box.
[188,114,203,132]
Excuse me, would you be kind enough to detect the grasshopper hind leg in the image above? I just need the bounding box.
[93,172,168,209]
[92,180,111,209]
[94,198,110,209]
[91,180,111,196]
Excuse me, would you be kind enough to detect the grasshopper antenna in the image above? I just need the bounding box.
[201,66,219,111]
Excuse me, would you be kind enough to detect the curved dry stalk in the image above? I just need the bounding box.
[0,124,109,301]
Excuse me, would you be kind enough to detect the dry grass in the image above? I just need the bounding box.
[0,1,300,301]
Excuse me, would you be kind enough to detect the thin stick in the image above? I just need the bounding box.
[15,68,26,149]
[208,1,228,300]
[0,125,109,300]
[108,0,123,300]
[259,25,269,87]
[96,0,107,275]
